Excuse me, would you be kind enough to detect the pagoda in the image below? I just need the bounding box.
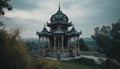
[37,4,82,59]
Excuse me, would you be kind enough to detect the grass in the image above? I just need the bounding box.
[59,59,102,69]
[32,57,103,69]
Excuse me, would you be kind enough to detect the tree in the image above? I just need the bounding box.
[0,0,12,15]
[0,0,12,27]
[0,28,32,69]
[92,26,111,54]
[92,19,120,62]
[79,38,89,51]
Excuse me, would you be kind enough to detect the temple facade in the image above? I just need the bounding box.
[37,5,82,59]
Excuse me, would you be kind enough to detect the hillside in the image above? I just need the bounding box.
[83,38,98,50]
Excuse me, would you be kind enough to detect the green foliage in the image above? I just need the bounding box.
[33,57,62,69]
[60,58,102,69]
[0,28,32,69]
[0,0,12,15]
[92,19,120,62]
[84,38,99,51]
[25,41,38,51]
[79,38,89,51]
[92,26,111,54]
[33,57,102,69]
[101,59,120,69]
[0,28,65,69]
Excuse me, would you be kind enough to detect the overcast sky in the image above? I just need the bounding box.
[1,0,120,38]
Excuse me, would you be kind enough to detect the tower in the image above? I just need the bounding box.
[37,4,82,59]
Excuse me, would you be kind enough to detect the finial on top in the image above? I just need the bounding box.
[58,1,61,11]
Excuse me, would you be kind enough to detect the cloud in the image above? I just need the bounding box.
[5,9,50,22]
[2,0,120,38]
[1,16,45,38]
[10,0,40,10]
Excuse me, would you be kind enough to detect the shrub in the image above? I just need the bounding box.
[0,28,32,69]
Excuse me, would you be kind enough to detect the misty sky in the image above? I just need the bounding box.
[1,0,120,38]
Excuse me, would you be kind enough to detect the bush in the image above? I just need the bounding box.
[33,58,62,69]
[0,28,32,69]
[101,58,120,69]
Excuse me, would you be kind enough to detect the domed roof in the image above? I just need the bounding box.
[50,5,69,23]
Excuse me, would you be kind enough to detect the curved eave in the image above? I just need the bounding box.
[65,33,71,36]
[69,31,81,36]
[37,32,48,35]
[53,31,64,35]
[47,22,72,27]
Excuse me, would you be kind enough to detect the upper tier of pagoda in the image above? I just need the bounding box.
[47,4,72,31]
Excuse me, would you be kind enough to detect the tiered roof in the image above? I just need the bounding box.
[37,4,81,36]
